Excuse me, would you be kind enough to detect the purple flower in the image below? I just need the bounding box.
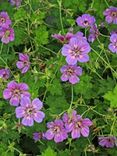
[3,81,30,106]
[15,97,45,126]
[9,0,22,7]
[0,27,14,44]
[0,68,10,80]
[98,136,117,148]
[60,64,82,84]
[61,37,91,65]
[110,30,117,35]
[0,11,11,28]
[103,7,117,24]
[16,53,30,74]
[62,110,77,132]
[108,34,117,53]
[63,113,92,139]
[88,24,100,43]
[76,14,96,28]
[45,119,68,143]
[52,32,74,43]
[74,31,87,41]
[33,132,45,142]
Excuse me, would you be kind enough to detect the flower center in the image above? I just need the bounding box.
[0,17,5,23]
[111,11,117,17]
[13,89,21,96]
[4,30,10,38]
[75,121,82,128]
[67,68,74,76]
[53,126,60,133]
[23,61,29,66]
[84,20,89,26]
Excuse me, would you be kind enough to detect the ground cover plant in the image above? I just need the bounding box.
[0,0,117,155]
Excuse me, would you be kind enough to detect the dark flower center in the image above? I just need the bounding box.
[13,89,21,96]
[0,17,5,23]
[23,61,29,66]
[111,12,117,17]
[53,126,60,133]
[84,20,89,26]
[25,106,36,116]
[75,121,82,128]
[67,68,74,76]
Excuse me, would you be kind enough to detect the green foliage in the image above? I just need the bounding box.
[34,26,49,45]
[42,147,57,156]
[0,0,117,155]
[74,75,93,99]
[104,85,117,108]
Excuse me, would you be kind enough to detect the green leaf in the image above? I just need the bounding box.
[48,79,63,95]
[14,8,27,21]
[46,95,68,114]
[74,75,93,99]
[42,147,57,156]
[35,26,48,45]
[104,85,117,108]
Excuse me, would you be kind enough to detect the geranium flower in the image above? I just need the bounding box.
[52,32,73,43]
[76,14,95,28]
[108,34,117,53]
[61,37,91,65]
[15,97,45,126]
[0,68,10,80]
[3,81,30,106]
[63,113,92,139]
[88,24,100,43]
[16,53,30,74]
[9,0,22,7]
[0,27,14,44]
[45,119,68,143]
[103,7,117,24]
[0,11,11,28]
[98,136,117,148]
[60,64,82,84]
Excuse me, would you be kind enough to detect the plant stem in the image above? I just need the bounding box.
[58,0,65,34]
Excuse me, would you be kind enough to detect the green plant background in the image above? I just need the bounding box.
[0,0,117,155]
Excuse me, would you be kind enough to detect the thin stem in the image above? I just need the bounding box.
[104,0,110,7]
[0,43,3,55]
[91,47,117,76]
[70,85,74,108]
[58,0,65,34]
[40,45,57,55]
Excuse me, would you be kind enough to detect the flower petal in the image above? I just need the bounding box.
[22,117,34,126]
[81,126,89,137]
[45,129,54,140]
[3,89,12,99]
[15,107,25,118]
[33,111,45,123]
[32,98,43,110]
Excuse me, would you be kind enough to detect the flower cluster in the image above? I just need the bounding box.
[0,11,14,44]
[98,136,117,148]
[9,0,22,7]
[44,110,92,143]
[60,30,91,84]
[16,53,30,74]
